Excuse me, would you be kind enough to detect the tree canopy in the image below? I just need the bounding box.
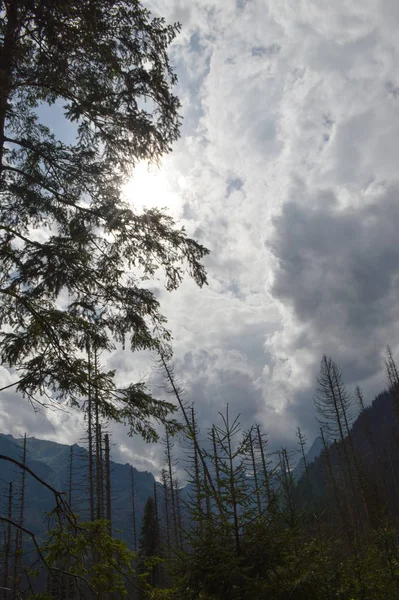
[0,0,209,439]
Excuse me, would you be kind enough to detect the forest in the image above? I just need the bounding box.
[1,0,399,598]
[3,350,399,599]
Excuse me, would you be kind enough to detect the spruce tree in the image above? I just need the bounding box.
[139,497,161,562]
[137,495,162,591]
[0,0,208,437]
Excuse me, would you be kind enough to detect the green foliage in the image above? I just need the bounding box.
[0,0,208,438]
[137,495,165,593]
[44,518,134,595]
[137,556,176,600]
[139,496,160,559]
[335,527,399,600]
[175,520,332,599]
[169,402,399,600]
[175,410,290,599]
[185,410,264,547]
[37,509,399,600]
[7,395,399,599]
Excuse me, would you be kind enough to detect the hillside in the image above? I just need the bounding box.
[0,433,157,548]
[295,388,399,520]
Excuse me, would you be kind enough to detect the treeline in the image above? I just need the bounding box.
[136,347,399,599]
[3,347,399,599]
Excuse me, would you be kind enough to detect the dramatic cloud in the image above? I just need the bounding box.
[271,193,399,376]
[2,0,399,474]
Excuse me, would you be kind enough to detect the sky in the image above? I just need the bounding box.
[2,0,399,476]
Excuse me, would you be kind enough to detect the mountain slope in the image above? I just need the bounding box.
[295,389,399,519]
[0,433,156,547]
[293,435,324,480]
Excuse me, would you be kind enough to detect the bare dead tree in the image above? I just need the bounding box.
[160,468,171,552]
[158,352,225,517]
[164,428,178,548]
[12,434,27,598]
[296,427,309,478]
[255,424,274,511]
[87,341,95,523]
[130,466,138,552]
[104,433,112,536]
[2,482,13,597]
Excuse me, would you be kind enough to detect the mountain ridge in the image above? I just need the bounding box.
[0,432,157,548]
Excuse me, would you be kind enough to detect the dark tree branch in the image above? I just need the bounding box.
[0,517,97,596]
[0,455,75,526]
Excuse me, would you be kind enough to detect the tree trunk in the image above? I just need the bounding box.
[13,433,27,598]
[131,466,137,552]
[104,433,112,535]
[0,1,22,172]
[249,427,262,516]
[3,481,13,597]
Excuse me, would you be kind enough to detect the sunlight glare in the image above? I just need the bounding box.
[122,161,180,216]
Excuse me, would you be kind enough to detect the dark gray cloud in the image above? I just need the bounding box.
[270,189,399,384]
